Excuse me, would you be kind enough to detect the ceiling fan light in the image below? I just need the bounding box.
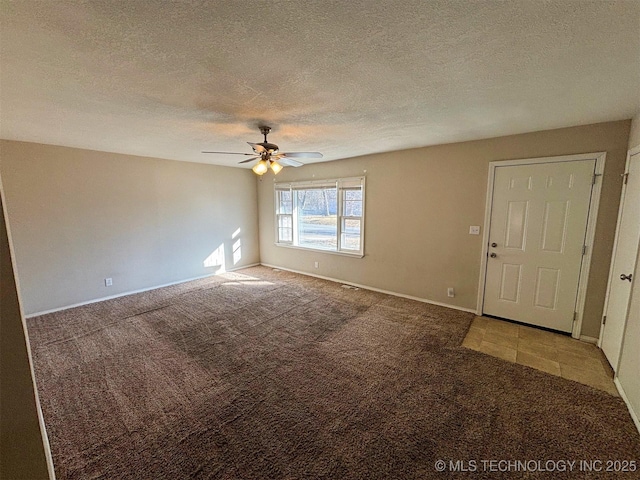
[270,161,283,174]
[252,160,268,175]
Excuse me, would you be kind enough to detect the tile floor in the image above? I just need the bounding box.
[462,316,618,396]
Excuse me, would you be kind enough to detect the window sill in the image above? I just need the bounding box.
[274,243,364,258]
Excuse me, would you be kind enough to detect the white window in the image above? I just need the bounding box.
[275,177,365,256]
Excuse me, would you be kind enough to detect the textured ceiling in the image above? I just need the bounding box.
[1,0,639,168]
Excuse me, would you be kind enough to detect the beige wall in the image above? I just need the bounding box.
[0,141,260,315]
[629,111,640,149]
[1,180,51,479]
[258,120,631,338]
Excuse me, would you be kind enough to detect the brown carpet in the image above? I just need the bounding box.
[28,266,640,479]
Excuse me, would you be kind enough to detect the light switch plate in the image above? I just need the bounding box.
[469,226,481,235]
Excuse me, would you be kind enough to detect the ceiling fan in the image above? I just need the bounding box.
[202,126,323,175]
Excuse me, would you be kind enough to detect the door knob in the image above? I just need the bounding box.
[490,253,497,258]
[491,243,497,248]
[620,274,633,282]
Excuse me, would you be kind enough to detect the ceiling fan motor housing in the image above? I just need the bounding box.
[260,142,279,153]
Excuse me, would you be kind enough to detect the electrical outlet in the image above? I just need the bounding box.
[105,278,113,287]
[314,261,319,269]
[469,226,481,235]
[447,287,455,298]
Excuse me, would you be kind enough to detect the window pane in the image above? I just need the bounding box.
[278,228,292,242]
[277,190,292,214]
[296,188,337,250]
[341,219,361,251]
[343,200,362,217]
[277,214,292,242]
[342,186,362,217]
[278,215,292,229]
[344,188,362,201]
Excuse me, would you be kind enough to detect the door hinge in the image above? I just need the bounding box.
[602,315,607,325]
[621,172,629,185]
[573,312,577,322]
[582,245,587,255]
[592,173,602,185]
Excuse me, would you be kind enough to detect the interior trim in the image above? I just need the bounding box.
[24,263,261,318]
[261,262,477,314]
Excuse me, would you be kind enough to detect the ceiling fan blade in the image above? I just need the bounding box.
[202,151,255,155]
[278,157,304,167]
[280,152,323,159]
[238,157,260,164]
[248,142,267,154]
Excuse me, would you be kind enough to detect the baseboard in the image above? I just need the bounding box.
[614,378,640,434]
[579,335,598,344]
[260,263,477,314]
[25,263,261,318]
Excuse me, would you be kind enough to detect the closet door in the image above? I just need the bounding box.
[601,149,640,370]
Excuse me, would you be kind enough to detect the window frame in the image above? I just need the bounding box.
[274,176,365,258]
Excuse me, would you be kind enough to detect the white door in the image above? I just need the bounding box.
[601,150,640,370]
[483,160,595,332]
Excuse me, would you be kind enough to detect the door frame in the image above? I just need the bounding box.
[476,152,607,339]
[598,145,640,364]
